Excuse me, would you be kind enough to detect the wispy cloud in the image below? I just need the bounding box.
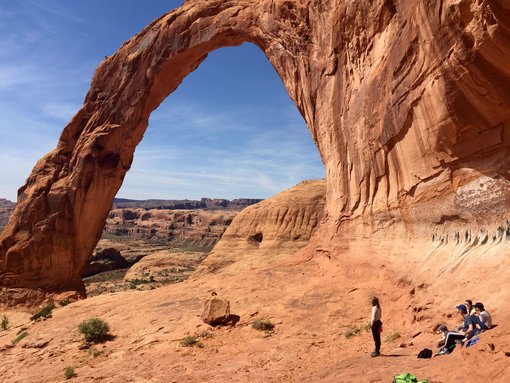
[41,102,82,122]
[25,1,85,25]
[0,2,324,202]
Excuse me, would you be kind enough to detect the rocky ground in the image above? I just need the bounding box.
[1,180,509,382]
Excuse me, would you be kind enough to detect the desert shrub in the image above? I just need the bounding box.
[1,315,8,331]
[88,347,102,358]
[393,372,428,383]
[180,335,203,348]
[128,278,151,289]
[252,319,275,332]
[59,298,72,307]
[30,301,56,321]
[344,325,361,339]
[78,318,110,343]
[64,367,75,379]
[385,331,401,343]
[12,331,28,345]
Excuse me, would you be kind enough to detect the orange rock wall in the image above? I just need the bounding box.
[1,0,509,299]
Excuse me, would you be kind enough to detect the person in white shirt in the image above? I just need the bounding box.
[371,296,382,357]
[474,302,492,329]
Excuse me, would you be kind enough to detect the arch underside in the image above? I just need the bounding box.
[0,0,509,302]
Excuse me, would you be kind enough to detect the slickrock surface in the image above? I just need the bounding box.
[1,0,509,299]
[123,250,207,283]
[1,238,509,382]
[197,179,326,274]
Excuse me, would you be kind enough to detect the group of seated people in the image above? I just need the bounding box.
[435,299,493,355]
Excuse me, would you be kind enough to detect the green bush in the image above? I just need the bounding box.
[12,331,28,345]
[180,335,203,348]
[393,373,428,383]
[59,298,72,307]
[30,301,56,321]
[252,319,275,332]
[64,367,75,379]
[1,315,8,331]
[78,318,110,343]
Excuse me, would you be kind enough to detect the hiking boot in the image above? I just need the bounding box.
[370,351,380,357]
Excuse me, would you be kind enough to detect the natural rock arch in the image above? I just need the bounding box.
[1,0,509,302]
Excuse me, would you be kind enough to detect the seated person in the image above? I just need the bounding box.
[474,302,492,329]
[456,304,483,342]
[436,324,464,354]
[465,299,473,313]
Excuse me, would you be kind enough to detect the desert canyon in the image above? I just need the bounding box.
[1,0,510,382]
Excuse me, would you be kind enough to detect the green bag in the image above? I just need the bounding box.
[393,373,429,383]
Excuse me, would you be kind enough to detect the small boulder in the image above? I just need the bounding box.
[201,295,231,326]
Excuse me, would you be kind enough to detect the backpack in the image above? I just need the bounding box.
[417,348,432,359]
[393,373,429,383]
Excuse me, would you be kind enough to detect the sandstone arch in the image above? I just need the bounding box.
[1,0,509,302]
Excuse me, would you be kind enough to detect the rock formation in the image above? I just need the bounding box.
[123,250,207,283]
[1,0,509,302]
[111,197,262,210]
[104,208,238,249]
[0,199,15,229]
[196,179,326,274]
[82,248,129,278]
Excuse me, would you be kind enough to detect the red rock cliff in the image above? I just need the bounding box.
[1,0,509,301]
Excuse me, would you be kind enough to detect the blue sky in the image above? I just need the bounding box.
[0,1,324,201]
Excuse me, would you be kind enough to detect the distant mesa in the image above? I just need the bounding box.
[0,199,15,229]
[104,197,261,249]
[111,197,262,210]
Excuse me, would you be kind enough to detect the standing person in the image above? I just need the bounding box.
[371,297,382,357]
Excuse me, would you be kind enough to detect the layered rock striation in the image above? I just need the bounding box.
[196,179,326,274]
[0,199,15,229]
[104,208,237,249]
[1,0,509,300]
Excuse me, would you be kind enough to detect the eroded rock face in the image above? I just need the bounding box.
[197,179,326,273]
[104,208,237,249]
[1,0,509,301]
[82,248,128,278]
[0,199,15,229]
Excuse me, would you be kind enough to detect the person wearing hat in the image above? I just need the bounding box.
[474,302,492,329]
[456,304,471,330]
